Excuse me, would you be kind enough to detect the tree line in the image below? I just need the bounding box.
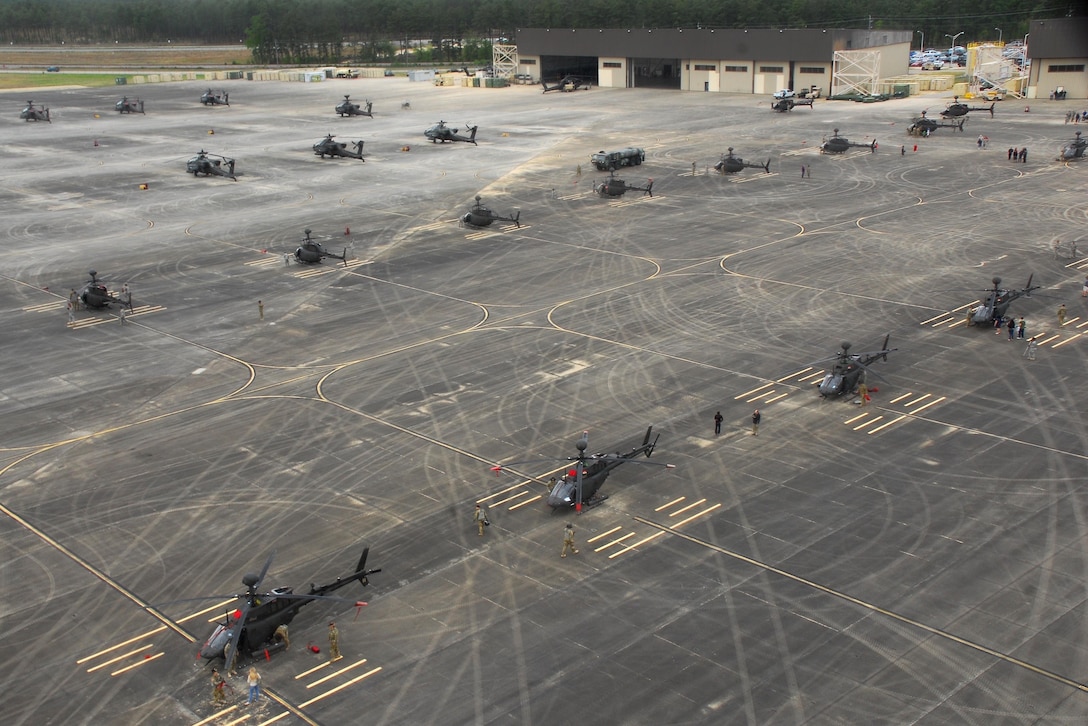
[0,0,1069,65]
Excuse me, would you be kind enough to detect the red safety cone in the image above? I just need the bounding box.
[345,226,350,235]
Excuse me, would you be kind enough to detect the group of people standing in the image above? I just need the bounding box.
[1007,147,1028,162]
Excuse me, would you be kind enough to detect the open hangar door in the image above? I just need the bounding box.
[631,57,681,89]
[540,55,599,85]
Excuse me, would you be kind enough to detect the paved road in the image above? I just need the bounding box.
[1,79,1086,725]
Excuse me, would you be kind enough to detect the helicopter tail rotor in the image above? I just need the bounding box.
[468,125,478,145]
[513,210,521,228]
[880,334,891,362]
[761,159,771,173]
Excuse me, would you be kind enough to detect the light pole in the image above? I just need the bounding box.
[916,30,924,52]
[945,31,964,55]
[994,27,1002,43]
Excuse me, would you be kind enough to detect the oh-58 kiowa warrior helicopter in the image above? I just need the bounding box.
[461,196,520,228]
[490,427,674,511]
[714,147,770,174]
[200,89,229,106]
[186,151,236,180]
[941,96,995,119]
[79,270,132,309]
[965,275,1041,327]
[335,95,373,117]
[20,100,50,122]
[821,128,876,154]
[1059,131,1086,161]
[293,228,349,265]
[907,110,964,136]
[808,336,896,398]
[181,547,380,666]
[541,75,589,92]
[594,170,653,198]
[312,134,365,160]
[771,97,814,112]
[424,120,478,145]
[115,96,144,114]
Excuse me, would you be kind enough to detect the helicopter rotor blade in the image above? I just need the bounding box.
[221,599,250,670]
[255,551,276,591]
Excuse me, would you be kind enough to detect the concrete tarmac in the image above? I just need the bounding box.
[1,78,1087,725]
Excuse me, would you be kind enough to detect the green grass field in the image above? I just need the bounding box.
[0,73,133,90]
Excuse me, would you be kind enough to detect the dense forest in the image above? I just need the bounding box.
[0,0,1077,65]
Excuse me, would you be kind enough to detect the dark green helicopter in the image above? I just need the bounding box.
[461,196,520,228]
[965,275,1041,327]
[313,134,365,160]
[115,96,144,114]
[821,128,876,154]
[808,337,895,398]
[293,229,349,265]
[20,100,50,122]
[593,170,653,198]
[424,120,478,145]
[714,147,770,174]
[907,110,964,136]
[336,95,373,117]
[1060,131,1086,161]
[200,89,229,106]
[186,151,236,180]
[79,270,132,309]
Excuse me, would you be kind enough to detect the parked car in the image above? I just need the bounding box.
[45,66,59,72]
[773,89,795,99]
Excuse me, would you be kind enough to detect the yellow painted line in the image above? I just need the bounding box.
[889,392,913,404]
[797,371,825,382]
[1038,334,1061,345]
[180,600,235,623]
[777,368,812,382]
[633,516,1088,697]
[1052,332,1082,348]
[77,626,166,664]
[607,531,667,558]
[903,393,933,407]
[478,481,536,503]
[668,498,707,516]
[908,397,946,415]
[255,713,291,726]
[490,490,531,507]
[110,651,163,676]
[1064,316,1081,326]
[297,666,381,708]
[921,303,977,324]
[655,497,686,512]
[843,412,871,425]
[87,646,152,672]
[735,382,773,399]
[868,415,908,434]
[294,662,331,680]
[763,392,789,404]
[193,705,240,725]
[1076,320,1088,329]
[594,532,636,552]
[587,526,624,543]
[25,302,64,312]
[306,658,368,689]
[928,316,955,327]
[221,713,253,726]
[853,416,882,431]
[670,503,722,529]
[508,494,542,510]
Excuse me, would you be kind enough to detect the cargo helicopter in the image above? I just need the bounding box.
[808,336,896,398]
[965,275,1041,327]
[907,110,964,136]
[490,426,674,511]
[115,96,144,114]
[335,95,373,117]
[20,100,50,122]
[79,270,132,309]
[461,195,520,228]
[821,129,876,154]
[714,147,770,174]
[771,97,814,112]
[312,134,365,160]
[186,547,380,666]
[200,89,229,106]
[593,170,654,198]
[424,120,478,145]
[940,96,995,119]
[541,75,589,92]
[186,150,236,180]
[1059,131,1086,161]
[293,228,349,265]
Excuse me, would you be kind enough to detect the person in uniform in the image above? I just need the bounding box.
[274,623,290,650]
[752,409,761,435]
[211,668,227,705]
[857,382,868,406]
[713,411,723,435]
[561,523,579,558]
[328,622,341,661]
[474,504,486,536]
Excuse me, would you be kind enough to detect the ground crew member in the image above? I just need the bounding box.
[713,411,723,435]
[66,300,76,326]
[474,504,486,536]
[274,623,289,650]
[561,523,579,558]
[752,409,761,435]
[328,622,340,661]
[857,382,868,406]
[258,299,264,320]
[69,288,80,311]
[1058,304,1067,326]
[1023,337,1039,360]
[211,668,227,705]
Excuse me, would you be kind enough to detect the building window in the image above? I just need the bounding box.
[1048,64,1085,73]
[603,62,621,68]
[759,66,783,73]
[799,67,825,74]
[522,58,536,65]
[693,64,716,71]
[724,65,747,72]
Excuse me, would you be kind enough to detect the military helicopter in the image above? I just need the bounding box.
[424,120,478,145]
[186,151,236,180]
[191,547,379,665]
[293,228,349,265]
[593,170,653,198]
[714,147,770,174]
[808,336,896,398]
[20,100,50,122]
[907,110,964,136]
[115,96,145,114]
[771,97,814,112]
[200,89,230,106]
[312,134,365,160]
[461,195,520,228]
[940,96,994,119]
[965,275,1041,327]
[821,129,876,154]
[79,270,131,309]
[541,75,588,93]
[490,426,674,511]
[1059,131,1086,161]
[335,95,373,117]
